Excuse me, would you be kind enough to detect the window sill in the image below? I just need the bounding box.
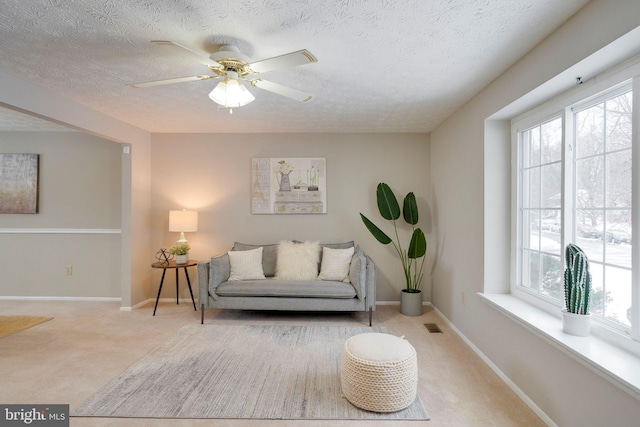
[479,293,640,401]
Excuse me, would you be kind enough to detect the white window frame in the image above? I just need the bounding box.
[515,112,565,308]
[511,58,640,355]
[571,84,634,334]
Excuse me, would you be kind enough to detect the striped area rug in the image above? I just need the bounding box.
[73,324,429,420]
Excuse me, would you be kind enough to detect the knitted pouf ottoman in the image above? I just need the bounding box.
[341,332,418,412]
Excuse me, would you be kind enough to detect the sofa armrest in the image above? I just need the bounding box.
[197,260,211,308]
[208,253,231,301]
[198,253,231,306]
[348,248,366,300]
[365,255,376,311]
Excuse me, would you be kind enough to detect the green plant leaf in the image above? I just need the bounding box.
[360,213,392,244]
[376,183,400,221]
[408,228,426,258]
[403,192,419,225]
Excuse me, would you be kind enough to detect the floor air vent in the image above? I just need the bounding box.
[424,323,443,333]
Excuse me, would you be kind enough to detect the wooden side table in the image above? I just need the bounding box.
[151,260,198,316]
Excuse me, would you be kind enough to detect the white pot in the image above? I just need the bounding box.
[561,309,591,337]
[175,254,188,265]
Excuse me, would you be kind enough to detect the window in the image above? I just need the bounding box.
[574,89,633,330]
[515,82,635,338]
[519,116,563,302]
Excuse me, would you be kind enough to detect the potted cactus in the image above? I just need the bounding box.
[360,183,427,316]
[562,243,592,336]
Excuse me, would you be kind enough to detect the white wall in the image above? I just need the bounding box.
[430,0,640,425]
[0,71,153,308]
[125,140,153,308]
[0,132,122,297]
[150,133,431,303]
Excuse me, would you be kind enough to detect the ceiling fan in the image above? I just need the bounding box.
[129,41,318,112]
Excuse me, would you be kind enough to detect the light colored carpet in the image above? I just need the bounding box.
[73,324,429,420]
[0,315,52,339]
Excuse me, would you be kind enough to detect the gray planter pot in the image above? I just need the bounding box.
[400,290,423,316]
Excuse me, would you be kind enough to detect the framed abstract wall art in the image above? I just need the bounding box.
[251,157,326,214]
[0,153,39,214]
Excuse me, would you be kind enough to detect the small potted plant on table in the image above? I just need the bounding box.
[169,243,190,265]
[562,243,592,336]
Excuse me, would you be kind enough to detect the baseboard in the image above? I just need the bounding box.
[0,296,430,311]
[431,305,556,427]
[375,301,432,306]
[0,296,120,302]
[120,298,195,311]
[0,296,192,312]
[120,298,153,311]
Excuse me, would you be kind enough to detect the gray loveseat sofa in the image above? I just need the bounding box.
[197,241,376,325]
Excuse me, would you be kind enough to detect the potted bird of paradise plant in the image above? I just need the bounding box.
[360,183,427,316]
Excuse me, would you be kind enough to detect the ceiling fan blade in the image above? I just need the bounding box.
[151,40,221,68]
[248,49,317,74]
[128,75,214,89]
[250,79,313,103]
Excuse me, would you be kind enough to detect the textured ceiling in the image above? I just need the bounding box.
[0,0,588,133]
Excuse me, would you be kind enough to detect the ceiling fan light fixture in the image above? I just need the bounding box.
[209,75,255,108]
[131,42,317,109]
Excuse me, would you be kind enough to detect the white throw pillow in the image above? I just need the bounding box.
[276,240,320,280]
[318,246,355,282]
[227,247,266,281]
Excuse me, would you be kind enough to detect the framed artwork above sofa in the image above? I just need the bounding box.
[251,157,326,214]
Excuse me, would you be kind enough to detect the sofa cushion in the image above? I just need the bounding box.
[233,242,278,277]
[276,240,320,280]
[215,279,356,299]
[318,246,355,282]
[228,247,266,281]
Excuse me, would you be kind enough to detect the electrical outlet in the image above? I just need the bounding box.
[66,266,73,276]
[461,291,466,305]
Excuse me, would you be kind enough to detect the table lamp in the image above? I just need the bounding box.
[169,210,198,245]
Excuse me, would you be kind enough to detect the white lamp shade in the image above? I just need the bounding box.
[209,77,255,108]
[169,210,198,232]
